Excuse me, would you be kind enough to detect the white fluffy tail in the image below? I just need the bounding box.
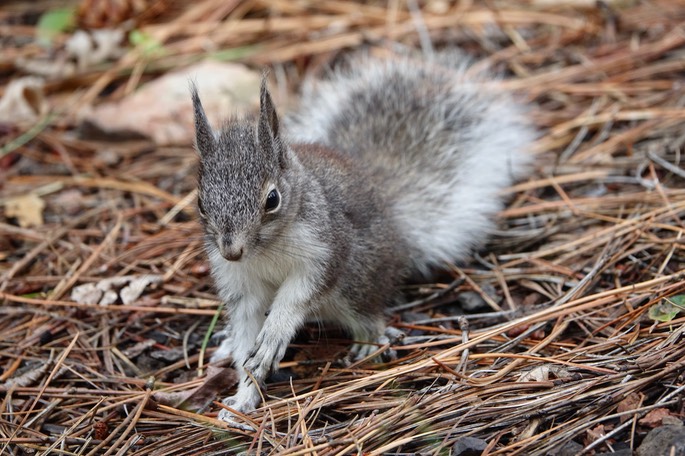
[287,52,535,274]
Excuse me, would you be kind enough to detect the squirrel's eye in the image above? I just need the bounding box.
[265,189,280,212]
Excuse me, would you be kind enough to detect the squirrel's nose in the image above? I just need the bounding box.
[218,236,244,261]
[222,247,243,261]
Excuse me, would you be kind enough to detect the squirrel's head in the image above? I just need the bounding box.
[192,77,294,262]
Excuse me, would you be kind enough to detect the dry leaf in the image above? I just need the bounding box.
[120,275,162,304]
[4,194,46,227]
[81,60,260,145]
[617,392,641,423]
[507,324,530,338]
[3,362,50,388]
[584,424,608,447]
[152,390,191,407]
[518,364,570,382]
[178,366,238,412]
[71,274,163,305]
[0,77,48,123]
[639,408,675,428]
[70,283,105,305]
[122,339,157,359]
[153,366,238,413]
[65,29,126,70]
[149,347,185,362]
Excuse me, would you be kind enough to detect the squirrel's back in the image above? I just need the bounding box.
[287,52,535,274]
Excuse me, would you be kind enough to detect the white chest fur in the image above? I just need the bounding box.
[208,221,330,308]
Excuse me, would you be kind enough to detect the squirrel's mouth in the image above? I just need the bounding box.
[218,244,244,262]
[217,234,246,262]
[221,250,243,262]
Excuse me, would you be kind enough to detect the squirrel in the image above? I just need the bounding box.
[191,51,535,423]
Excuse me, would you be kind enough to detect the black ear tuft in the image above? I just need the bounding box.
[190,81,216,156]
[258,73,288,168]
[259,73,279,140]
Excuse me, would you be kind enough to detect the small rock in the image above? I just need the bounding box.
[636,424,685,456]
[596,449,633,456]
[401,311,431,336]
[452,436,487,456]
[550,440,583,456]
[401,311,430,324]
[149,347,186,362]
[456,291,489,312]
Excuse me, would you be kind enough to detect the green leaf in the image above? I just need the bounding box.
[129,29,164,57]
[667,294,685,309]
[648,300,683,323]
[36,7,76,46]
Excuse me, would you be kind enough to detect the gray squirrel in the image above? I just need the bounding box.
[191,51,535,423]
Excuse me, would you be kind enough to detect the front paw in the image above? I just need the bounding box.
[245,334,289,377]
[217,385,261,427]
[217,409,253,430]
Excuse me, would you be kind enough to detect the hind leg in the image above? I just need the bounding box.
[346,316,405,363]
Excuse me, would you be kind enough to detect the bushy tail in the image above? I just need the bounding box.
[287,51,536,274]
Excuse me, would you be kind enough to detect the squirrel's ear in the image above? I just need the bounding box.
[258,75,289,168]
[258,75,279,140]
[190,83,216,156]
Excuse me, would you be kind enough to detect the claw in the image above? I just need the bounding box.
[215,378,262,426]
[216,392,259,429]
[217,407,254,430]
[384,326,405,344]
[346,327,405,364]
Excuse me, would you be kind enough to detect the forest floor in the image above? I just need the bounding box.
[2,0,685,454]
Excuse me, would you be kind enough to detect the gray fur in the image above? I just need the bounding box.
[193,52,535,423]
